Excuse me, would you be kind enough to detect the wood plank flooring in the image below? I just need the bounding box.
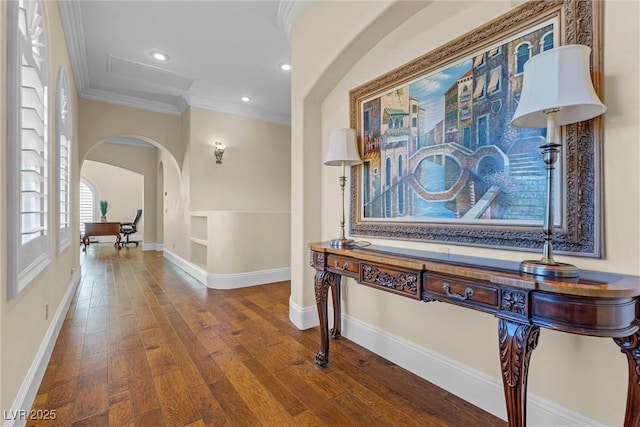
[29,245,506,426]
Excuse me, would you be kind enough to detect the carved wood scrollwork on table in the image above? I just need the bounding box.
[501,289,527,315]
[314,270,339,367]
[310,243,640,427]
[362,264,418,293]
[614,331,640,427]
[499,319,540,427]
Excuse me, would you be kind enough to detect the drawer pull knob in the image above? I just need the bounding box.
[334,260,349,271]
[443,282,474,300]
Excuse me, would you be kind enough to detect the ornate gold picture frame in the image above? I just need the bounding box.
[349,0,603,257]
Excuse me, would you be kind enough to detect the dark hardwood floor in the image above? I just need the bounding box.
[29,244,506,426]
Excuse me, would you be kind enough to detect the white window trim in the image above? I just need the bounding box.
[7,0,51,298]
[56,67,72,253]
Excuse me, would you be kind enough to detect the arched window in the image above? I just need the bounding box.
[515,42,531,74]
[460,84,470,101]
[541,32,554,52]
[79,178,98,237]
[7,0,50,297]
[57,67,72,252]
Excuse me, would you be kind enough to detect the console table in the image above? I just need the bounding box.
[82,222,122,251]
[309,242,640,427]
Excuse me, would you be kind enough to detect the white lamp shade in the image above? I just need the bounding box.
[511,44,606,128]
[324,128,362,166]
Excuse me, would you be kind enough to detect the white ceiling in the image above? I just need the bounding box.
[58,0,306,126]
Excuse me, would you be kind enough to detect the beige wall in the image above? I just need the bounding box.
[161,145,191,257]
[190,211,291,274]
[81,160,145,238]
[292,1,639,425]
[0,0,81,413]
[78,99,183,168]
[188,107,291,212]
[85,143,159,244]
[164,107,292,271]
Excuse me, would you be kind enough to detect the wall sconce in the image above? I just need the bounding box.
[214,141,226,164]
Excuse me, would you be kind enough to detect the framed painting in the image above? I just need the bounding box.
[349,0,603,257]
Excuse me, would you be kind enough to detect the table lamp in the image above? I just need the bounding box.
[511,44,606,278]
[324,128,362,248]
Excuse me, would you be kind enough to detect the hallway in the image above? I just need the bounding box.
[28,245,504,426]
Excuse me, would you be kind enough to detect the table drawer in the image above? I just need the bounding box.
[360,263,421,299]
[326,254,359,278]
[425,273,498,310]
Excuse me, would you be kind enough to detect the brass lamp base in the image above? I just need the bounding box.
[519,259,579,279]
[329,238,356,249]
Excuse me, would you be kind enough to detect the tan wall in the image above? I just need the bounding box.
[188,107,291,212]
[156,159,165,245]
[81,160,145,238]
[190,211,291,274]
[161,110,192,259]
[292,1,639,425]
[78,99,183,168]
[161,146,190,258]
[85,143,160,244]
[0,1,82,413]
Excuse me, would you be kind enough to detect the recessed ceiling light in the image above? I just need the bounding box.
[279,63,292,71]
[241,96,251,102]
[151,51,169,61]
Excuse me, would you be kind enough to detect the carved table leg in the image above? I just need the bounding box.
[330,275,341,338]
[614,331,640,427]
[498,319,540,427]
[314,270,339,367]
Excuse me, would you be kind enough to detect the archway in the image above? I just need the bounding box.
[81,135,180,250]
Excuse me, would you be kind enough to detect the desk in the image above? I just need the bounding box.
[83,222,121,251]
[309,242,640,427]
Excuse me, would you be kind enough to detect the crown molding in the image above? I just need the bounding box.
[187,95,291,126]
[58,0,292,126]
[82,88,183,116]
[176,95,190,115]
[277,0,309,41]
[57,0,89,93]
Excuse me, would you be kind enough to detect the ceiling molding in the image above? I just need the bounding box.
[58,0,292,126]
[176,95,190,115]
[57,0,90,93]
[82,88,183,116]
[107,55,195,91]
[187,95,291,126]
[277,0,309,41]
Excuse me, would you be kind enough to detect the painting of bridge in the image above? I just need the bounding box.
[358,20,557,225]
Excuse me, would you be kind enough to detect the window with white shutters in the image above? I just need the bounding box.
[79,179,98,237]
[56,67,72,252]
[7,0,50,297]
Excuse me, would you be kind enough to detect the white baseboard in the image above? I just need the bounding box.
[288,296,319,330]
[5,268,81,427]
[163,248,290,289]
[287,303,606,426]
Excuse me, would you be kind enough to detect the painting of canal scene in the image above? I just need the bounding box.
[349,0,603,256]
[360,20,556,224]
